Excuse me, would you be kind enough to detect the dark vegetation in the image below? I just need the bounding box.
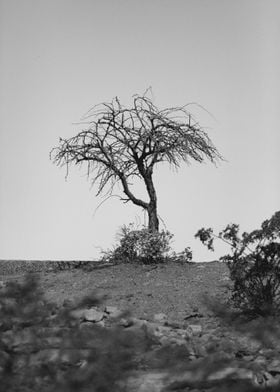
[99,223,193,265]
[196,210,280,317]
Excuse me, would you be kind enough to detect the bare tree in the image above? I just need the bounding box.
[51,92,223,232]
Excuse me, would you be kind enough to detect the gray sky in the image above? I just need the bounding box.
[0,0,279,261]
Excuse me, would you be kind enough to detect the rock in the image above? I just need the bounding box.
[262,371,280,387]
[121,364,258,392]
[119,317,134,327]
[158,336,171,347]
[168,337,187,346]
[254,355,267,366]
[70,308,86,320]
[123,371,167,392]
[154,325,172,337]
[0,280,5,289]
[186,324,202,337]
[207,366,254,382]
[258,348,276,358]
[84,308,104,322]
[252,371,280,388]
[95,319,105,327]
[79,321,95,330]
[120,317,147,329]
[236,335,262,354]
[242,354,255,362]
[153,313,168,324]
[166,320,181,329]
[0,349,10,370]
[267,358,280,373]
[105,305,122,318]
[131,318,148,329]
[175,328,189,338]
[62,299,74,308]
[142,322,159,337]
[220,276,231,282]
[184,311,203,320]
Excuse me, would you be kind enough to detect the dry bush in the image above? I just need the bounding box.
[195,211,280,317]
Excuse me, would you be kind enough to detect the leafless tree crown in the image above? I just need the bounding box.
[51,93,223,231]
[52,94,221,194]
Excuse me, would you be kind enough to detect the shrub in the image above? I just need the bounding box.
[169,247,193,263]
[100,224,193,265]
[101,224,174,264]
[195,211,280,317]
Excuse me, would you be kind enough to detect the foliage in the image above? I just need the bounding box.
[169,247,193,263]
[100,224,194,265]
[195,211,280,316]
[101,224,174,264]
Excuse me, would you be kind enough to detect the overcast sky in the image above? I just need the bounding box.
[0,0,279,262]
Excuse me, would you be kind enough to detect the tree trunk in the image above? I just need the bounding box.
[144,171,159,232]
[120,164,160,232]
[148,204,159,232]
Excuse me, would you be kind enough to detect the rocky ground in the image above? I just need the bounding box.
[1,260,280,391]
[0,260,230,323]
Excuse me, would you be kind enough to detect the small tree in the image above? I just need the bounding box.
[51,92,222,232]
[195,211,280,316]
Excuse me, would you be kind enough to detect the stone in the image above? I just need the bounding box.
[261,371,280,387]
[166,320,181,329]
[154,325,172,337]
[207,366,254,382]
[119,317,134,327]
[258,348,276,358]
[142,322,158,337]
[186,324,202,337]
[120,316,148,329]
[62,299,74,308]
[252,371,280,388]
[95,319,105,327]
[242,354,255,362]
[153,313,168,324]
[122,371,167,392]
[220,276,231,282]
[168,337,186,346]
[267,358,280,373]
[184,311,203,320]
[79,321,98,330]
[254,355,267,366]
[84,308,104,322]
[131,318,148,328]
[105,305,123,318]
[159,336,171,346]
[70,308,86,320]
